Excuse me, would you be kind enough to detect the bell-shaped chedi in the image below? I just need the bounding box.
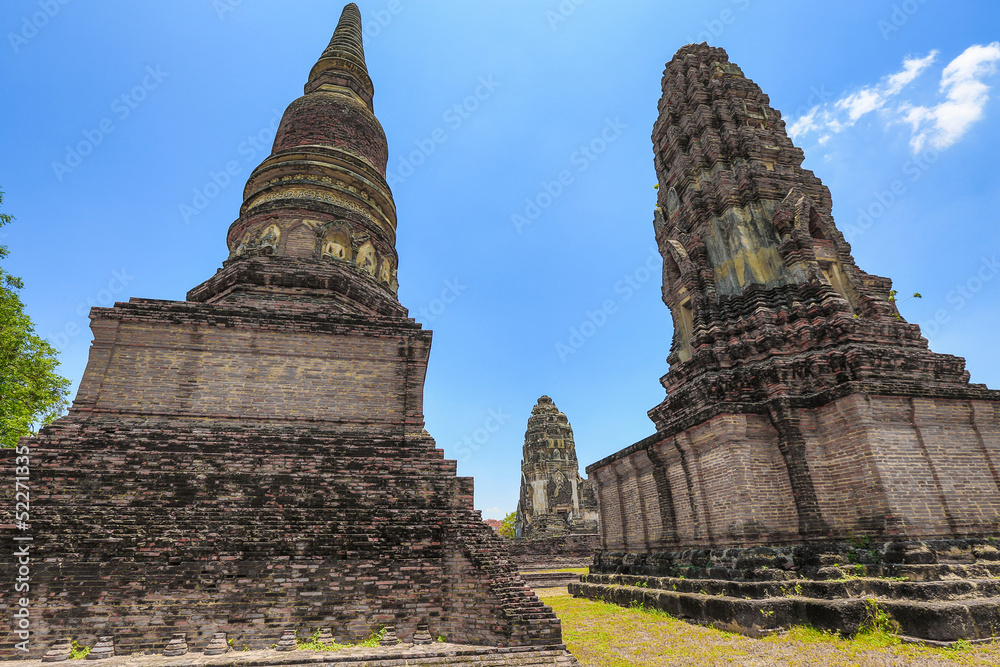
[515,397,599,539]
[0,5,568,658]
[188,4,401,317]
[587,43,1000,552]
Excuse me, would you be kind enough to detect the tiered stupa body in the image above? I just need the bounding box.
[190,4,401,316]
[515,397,599,539]
[0,6,565,658]
[587,43,1000,554]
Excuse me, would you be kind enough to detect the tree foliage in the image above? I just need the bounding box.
[0,188,70,447]
[499,511,517,539]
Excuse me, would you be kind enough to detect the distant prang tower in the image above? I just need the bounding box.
[515,397,598,539]
[587,44,1000,554]
[0,5,568,658]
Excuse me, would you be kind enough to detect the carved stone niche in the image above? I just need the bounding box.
[230,223,281,259]
[321,225,353,262]
[259,224,281,253]
[356,240,377,276]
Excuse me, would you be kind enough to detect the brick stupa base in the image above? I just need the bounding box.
[0,298,562,658]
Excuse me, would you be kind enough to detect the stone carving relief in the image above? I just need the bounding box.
[226,220,398,291]
[321,226,352,261]
[260,224,280,251]
[356,241,377,276]
[230,223,281,258]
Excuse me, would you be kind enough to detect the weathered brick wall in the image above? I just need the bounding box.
[0,419,562,659]
[503,534,599,569]
[592,392,1000,552]
[72,298,428,428]
[0,301,562,659]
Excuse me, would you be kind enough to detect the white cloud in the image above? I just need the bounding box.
[787,44,1000,154]
[902,42,1000,152]
[788,105,820,138]
[789,51,936,141]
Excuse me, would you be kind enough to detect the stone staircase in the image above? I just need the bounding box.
[572,542,1000,643]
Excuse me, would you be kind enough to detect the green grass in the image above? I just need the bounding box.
[68,640,90,660]
[538,588,1000,666]
[296,628,386,651]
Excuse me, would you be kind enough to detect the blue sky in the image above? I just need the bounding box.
[2,1,999,520]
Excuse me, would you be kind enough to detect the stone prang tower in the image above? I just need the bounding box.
[575,44,1000,642]
[515,397,598,539]
[0,6,568,659]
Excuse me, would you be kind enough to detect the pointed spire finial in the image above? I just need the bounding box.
[307,3,374,109]
[189,2,402,317]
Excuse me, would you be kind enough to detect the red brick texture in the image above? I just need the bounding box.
[592,392,1000,552]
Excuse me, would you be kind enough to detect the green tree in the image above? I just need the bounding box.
[499,511,517,539]
[0,188,70,447]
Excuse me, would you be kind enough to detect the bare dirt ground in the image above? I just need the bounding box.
[538,587,1000,666]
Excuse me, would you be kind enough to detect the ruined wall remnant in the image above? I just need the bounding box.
[515,396,599,539]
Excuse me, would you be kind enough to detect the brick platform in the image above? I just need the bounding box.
[505,535,599,571]
[0,643,580,667]
[591,390,1000,551]
[0,300,561,658]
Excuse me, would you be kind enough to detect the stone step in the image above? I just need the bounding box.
[571,580,1000,642]
[520,572,583,588]
[583,572,1000,601]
